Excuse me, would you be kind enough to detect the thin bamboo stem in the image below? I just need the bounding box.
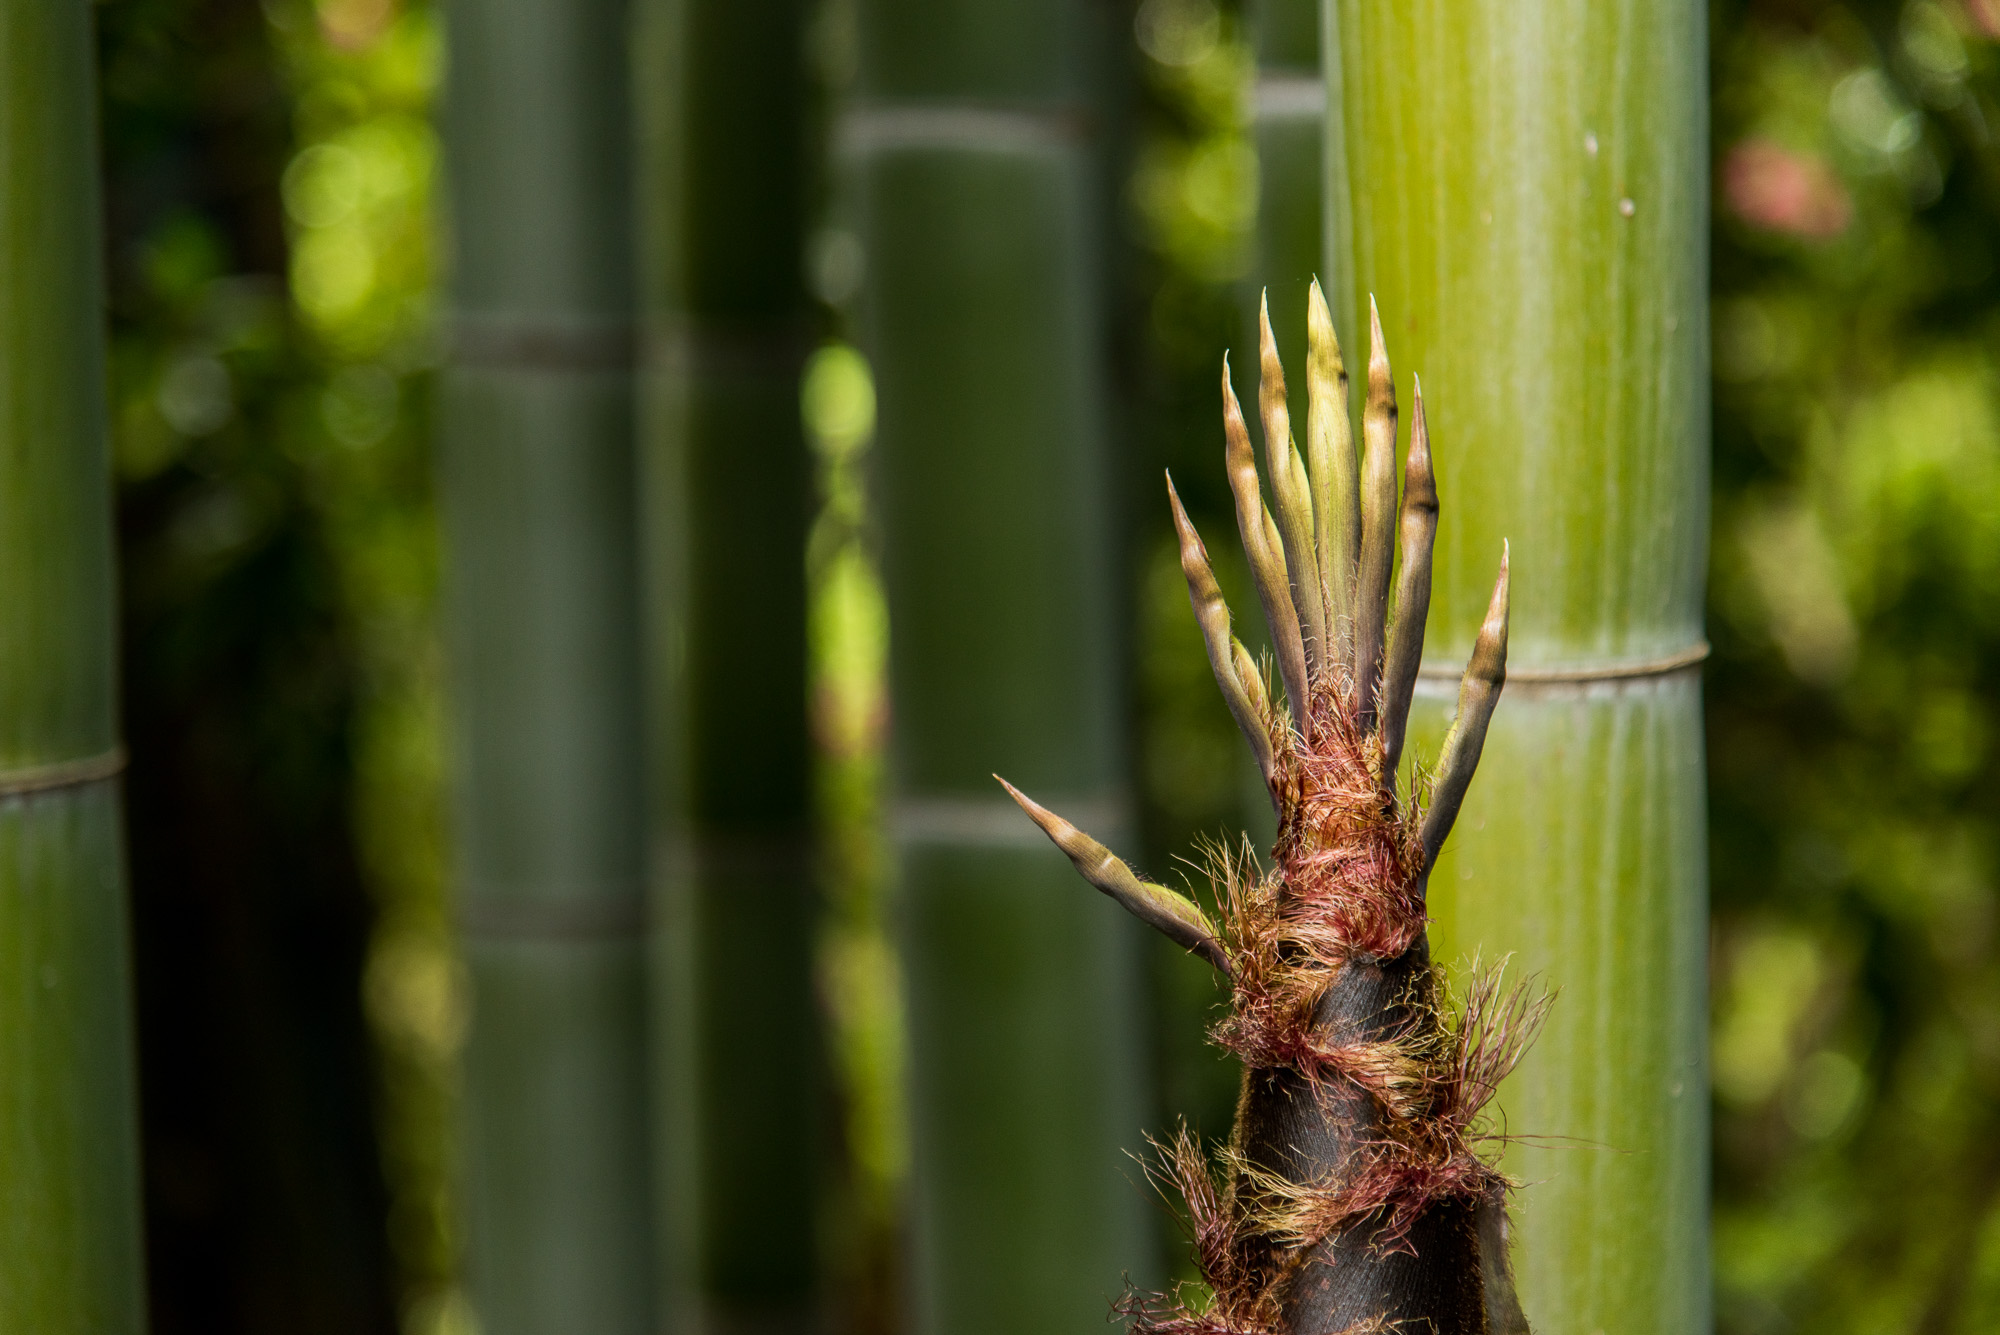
[440,0,655,1329]
[0,2,146,1328]
[849,3,1151,1330]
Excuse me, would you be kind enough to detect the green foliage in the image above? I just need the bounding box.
[97,0,456,1328]
[1710,3,2000,1331]
[802,342,906,1334]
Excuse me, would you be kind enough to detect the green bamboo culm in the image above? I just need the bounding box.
[1323,3,1710,1331]
[847,3,1150,1332]
[0,2,146,1327]
[0,4,147,1330]
[633,0,819,1329]
[439,0,655,1330]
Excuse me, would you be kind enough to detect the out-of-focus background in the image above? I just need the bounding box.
[91,0,2000,1332]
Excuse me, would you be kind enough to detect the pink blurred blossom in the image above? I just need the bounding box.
[1723,139,1853,242]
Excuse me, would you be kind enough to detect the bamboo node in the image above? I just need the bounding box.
[0,745,127,799]
[1415,640,1709,684]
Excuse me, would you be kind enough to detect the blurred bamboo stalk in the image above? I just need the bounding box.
[1324,2,1710,1330]
[438,1,655,1330]
[846,3,1151,1332]
[633,0,820,1330]
[0,3,146,1329]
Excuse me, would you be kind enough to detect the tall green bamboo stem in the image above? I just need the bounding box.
[0,4,146,1330]
[633,1,819,1330]
[440,2,654,1330]
[847,4,1149,1332]
[1323,4,1710,1331]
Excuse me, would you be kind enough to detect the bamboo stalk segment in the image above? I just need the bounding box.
[1326,1,1711,1327]
[440,0,655,1329]
[634,0,819,1327]
[0,4,146,1327]
[849,3,1151,1330]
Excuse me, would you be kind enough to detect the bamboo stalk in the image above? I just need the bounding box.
[632,0,819,1329]
[1325,2,1711,1329]
[439,1,655,1330]
[847,4,1150,1330]
[0,1,146,1328]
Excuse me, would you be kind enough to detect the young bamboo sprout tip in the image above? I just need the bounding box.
[1469,545,1510,684]
[995,775,1229,974]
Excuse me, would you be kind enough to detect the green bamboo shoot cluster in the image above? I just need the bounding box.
[1007,288,1535,1334]
[0,1,146,1329]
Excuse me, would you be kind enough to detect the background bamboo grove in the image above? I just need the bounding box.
[12,0,2000,1332]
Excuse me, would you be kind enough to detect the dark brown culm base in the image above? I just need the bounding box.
[1003,288,1544,1334]
[1235,944,1528,1335]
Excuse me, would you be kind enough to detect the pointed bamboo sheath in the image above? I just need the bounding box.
[847,3,1150,1332]
[1325,3,1711,1331]
[633,0,819,1329]
[0,4,146,1329]
[440,1,654,1331]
